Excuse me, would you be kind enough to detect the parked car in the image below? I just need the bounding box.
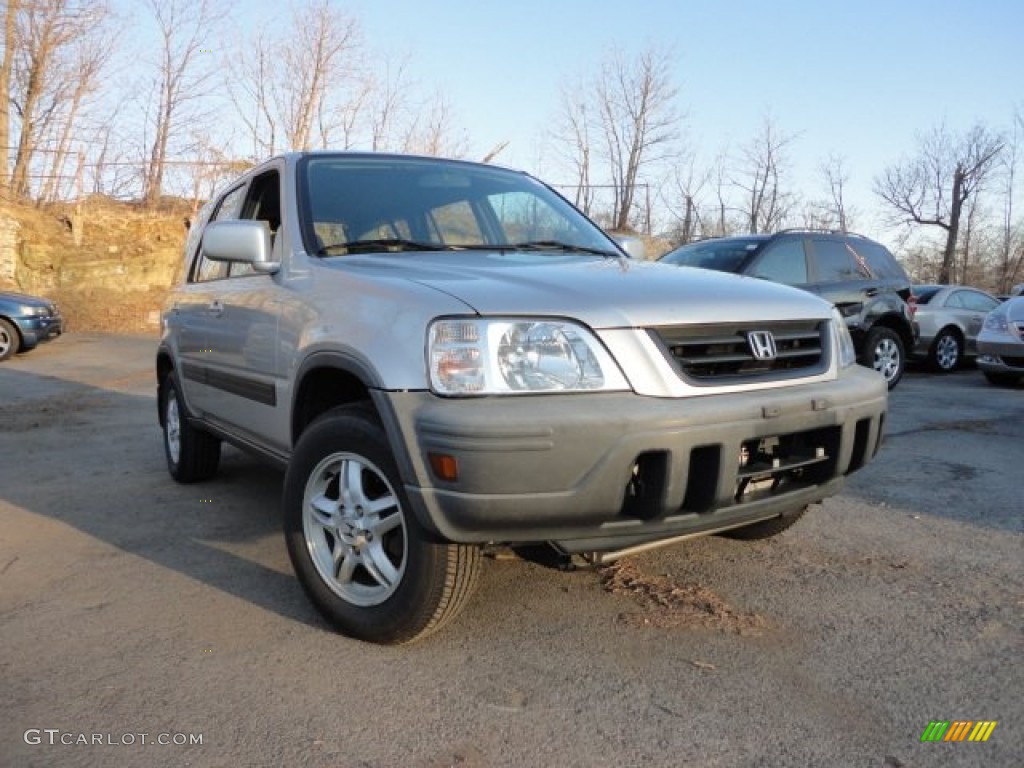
[156,152,887,644]
[977,296,1024,386]
[909,285,1001,371]
[0,290,64,362]
[659,230,916,389]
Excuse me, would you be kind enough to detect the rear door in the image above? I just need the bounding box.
[197,167,286,449]
[804,237,872,327]
[947,289,1000,355]
[170,184,246,417]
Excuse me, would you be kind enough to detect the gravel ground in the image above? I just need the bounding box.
[1,333,1021,768]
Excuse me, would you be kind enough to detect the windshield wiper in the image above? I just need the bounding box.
[509,240,621,258]
[317,238,446,255]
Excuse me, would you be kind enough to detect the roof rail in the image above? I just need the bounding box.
[774,227,869,239]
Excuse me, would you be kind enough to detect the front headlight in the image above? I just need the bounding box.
[428,318,629,395]
[832,308,857,369]
[983,311,1010,335]
[22,305,49,317]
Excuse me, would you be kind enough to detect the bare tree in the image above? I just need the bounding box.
[553,78,596,215]
[400,92,466,158]
[278,0,361,150]
[710,149,734,237]
[368,59,412,152]
[822,153,853,231]
[732,115,798,233]
[9,0,96,197]
[995,108,1024,292]
[226,0,365,157]
[142,0,228,206]
[874,122,1004,284]
[596,45,680,231]
[552,44,681,232]
[228,29,278,159]
[40,13,113,201]
[664,150,708,243]
[0,0,19,189]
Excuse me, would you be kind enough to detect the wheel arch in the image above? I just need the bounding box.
[156,348,175,427]
[870,311,915,349]
[291,351,383,447]
[0,314,24,351]
[934,323,965,344]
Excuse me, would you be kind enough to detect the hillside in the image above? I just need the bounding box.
[0,197,191,332]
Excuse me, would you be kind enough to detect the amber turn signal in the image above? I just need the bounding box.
[428,452,459,482]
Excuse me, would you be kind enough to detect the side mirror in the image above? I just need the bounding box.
[202,220,280,274]
[610,233,645,260]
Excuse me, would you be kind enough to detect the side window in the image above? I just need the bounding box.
[812,239,862,282]
[945,291,967,309]
[427,200,483,244]
[486,190,575,244]
[191,184,247,282]
[232,170,282,278]
[750,239,807,285]
[855,240,904,280]
[961,291,999,313]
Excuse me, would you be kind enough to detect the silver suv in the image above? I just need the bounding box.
[157,152,887,644]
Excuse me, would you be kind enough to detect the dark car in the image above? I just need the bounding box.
[910,285,1001,371]
[659,230,916,389]
[0,290,64,362]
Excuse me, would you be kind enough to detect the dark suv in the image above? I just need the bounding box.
[659,230,916,388]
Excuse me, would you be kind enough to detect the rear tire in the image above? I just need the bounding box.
[928,328,962,372]
[720,507,807,540]
[161,373,221,482]
[283,404,481,644]
[860,326,905,389]
[0,318,20,361]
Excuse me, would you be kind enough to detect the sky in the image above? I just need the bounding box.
[146,0,1024,242]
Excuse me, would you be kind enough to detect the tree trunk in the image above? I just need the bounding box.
[0,0,18,189]
[937,167,964,284]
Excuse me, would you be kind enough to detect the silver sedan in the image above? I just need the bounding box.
[977,296,1024,386]
[910,285,1001,371]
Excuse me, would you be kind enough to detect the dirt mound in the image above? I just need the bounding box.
[600,560,767,634]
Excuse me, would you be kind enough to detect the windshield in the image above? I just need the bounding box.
[659,238,765,273]
[297,155,617,256]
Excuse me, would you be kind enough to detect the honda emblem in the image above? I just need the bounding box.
[747,330,777,361]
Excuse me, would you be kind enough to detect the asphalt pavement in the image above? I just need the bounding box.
[1,334,1021,768]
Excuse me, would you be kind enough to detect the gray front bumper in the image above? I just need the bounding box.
[375,367,887,550]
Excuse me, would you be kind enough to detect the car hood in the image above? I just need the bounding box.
[0,291,52,308]
[327,251,833,328]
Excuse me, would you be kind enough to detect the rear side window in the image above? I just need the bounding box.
[951,290,999,313]
[749,239,807,285]
[851,240,908,281]
[812,239,865,281]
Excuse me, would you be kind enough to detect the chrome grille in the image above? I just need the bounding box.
[652,320,828,382]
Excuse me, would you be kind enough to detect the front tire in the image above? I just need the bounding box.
[860,326,905,389]
[928,328,962,372]
[0,317,20,361]
[283,404,481,644]
[983,371,1021,387]
[161,373,221,482]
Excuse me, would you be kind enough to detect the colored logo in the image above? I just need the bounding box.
[920,721,997,742]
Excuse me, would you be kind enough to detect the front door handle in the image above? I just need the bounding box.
[208,300,224,318]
